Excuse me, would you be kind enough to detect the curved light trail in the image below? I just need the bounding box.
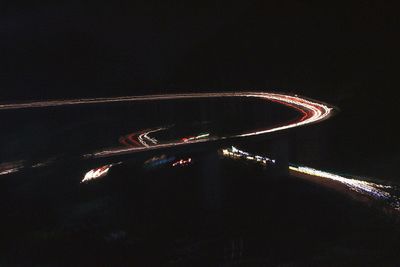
[0,92,334,158]
[86,93,333,158]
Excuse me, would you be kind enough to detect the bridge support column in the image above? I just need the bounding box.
[267,135,289,176]
[200,152,223,211]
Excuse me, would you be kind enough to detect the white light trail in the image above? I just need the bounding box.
[289,165,400,211]
[82,165,111,183]
[137,127,166,147]
[222,145,400,212]
[0,92,333,158]
[172,158,192,167]
[0,161,24,176]
[82,93,332,158]
[183,133,210,142]
[221,146,275,166]
[81,162,121,183]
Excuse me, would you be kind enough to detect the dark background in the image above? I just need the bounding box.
[1,1,400,177]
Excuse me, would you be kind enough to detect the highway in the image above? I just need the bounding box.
[0,92,334,158]
[1,92,334,175]
[82,92,333,158]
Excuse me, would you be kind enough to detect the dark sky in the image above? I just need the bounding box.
[1,1,399,102]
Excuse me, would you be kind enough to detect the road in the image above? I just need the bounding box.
[0,92,334,157]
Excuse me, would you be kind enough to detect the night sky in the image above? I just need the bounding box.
[1,1,398,101]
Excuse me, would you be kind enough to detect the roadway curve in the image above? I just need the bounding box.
[0,92,334,157]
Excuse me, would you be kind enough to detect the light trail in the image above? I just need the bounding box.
[222,146,400,212]
[0,159,58,177]
[137,127,166,147]
[0,160,24,175]
[144,154,176,169]
[182,133,210,142]
[0,92,329,111]
[120,127,168,148]
[82,165,111,183]
[81,162,121,183]
[172,158,192,167]
[0,161,24,176]
[289,165,400,211]
[137,133,149,147]
[0,92,333,158]
[221,146,276,166]
[57,92,331,158]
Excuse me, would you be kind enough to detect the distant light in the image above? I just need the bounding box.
[182,133,210,143]
[221,146,275,167]
[144,154,175,169]
[0,161,24,176]
[82,162,121,183]
[172,158,192,167]
[82,166,111,183]
[31,158,55,168]
[289,164,400,210]
[76,92,333,158]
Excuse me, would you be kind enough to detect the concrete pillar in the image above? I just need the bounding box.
[200,152,223,211]
[266,135,289,176]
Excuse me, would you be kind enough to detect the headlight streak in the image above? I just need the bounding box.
[222,146,400,212]
[233,93,331,138]
[289,165,400,211]
[63,92,331,158]
[137,134,149,147]
[81,162,121,183]
[142,130,160,145]
[87,137,215,158]
[0,159,59,176]
[221,146,276,166]
[0,92,333,159]
[137,127,166,147]
[120,127,168,148]
[0,161,24,176]
[182,133,210,142]
[172,157,192,167]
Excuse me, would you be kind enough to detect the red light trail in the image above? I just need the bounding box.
[0,92,334,158]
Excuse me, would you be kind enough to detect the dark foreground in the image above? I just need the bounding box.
[1,152,399,267]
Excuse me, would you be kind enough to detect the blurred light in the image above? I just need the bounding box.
[0,161,24,176]
[73,92,333,158]
[31,158,55,168]
[82,162,121,183]
[289,164,400,211]
[182,133,210,142]
[221,146,275,167]
[144,154,175,169]
[172,158,192,167]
